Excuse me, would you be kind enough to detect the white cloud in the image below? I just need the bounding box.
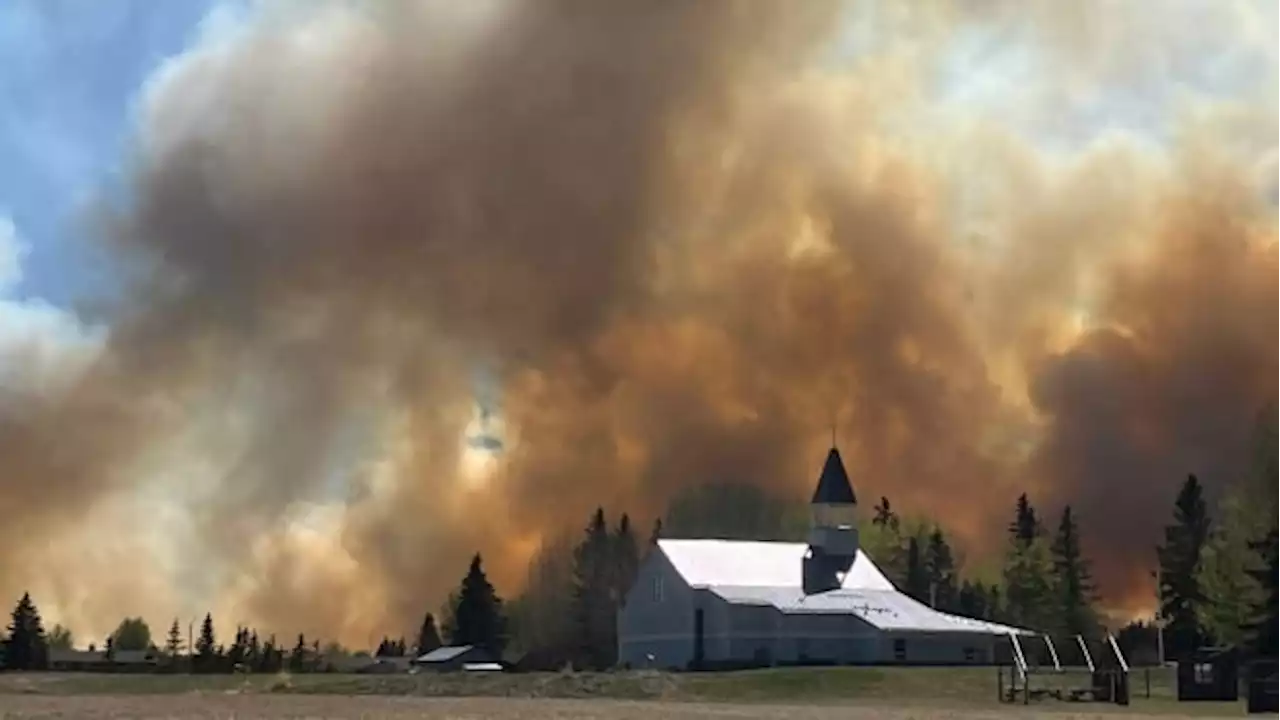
[0,214,28,292]
[0,214,105,402]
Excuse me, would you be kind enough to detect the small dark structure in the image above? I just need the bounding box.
[1177,646,1239,702]
[1091,669,1130,705]
[1247,659,1278,714]
[354,655,413,674]
[412,644,498,672]
[48,648,161,673]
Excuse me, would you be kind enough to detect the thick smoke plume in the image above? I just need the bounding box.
[2,0,1275,642]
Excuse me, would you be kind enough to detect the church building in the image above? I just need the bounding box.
[616,447,1031,669]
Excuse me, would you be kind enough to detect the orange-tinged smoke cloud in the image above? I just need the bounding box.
[0,0,1274,644]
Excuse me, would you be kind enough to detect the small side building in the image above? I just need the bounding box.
[1177,647,1240,702]
[412,645,498,672]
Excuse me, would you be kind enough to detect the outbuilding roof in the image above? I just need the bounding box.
[656,539,1031,636]
[415,645,475,663]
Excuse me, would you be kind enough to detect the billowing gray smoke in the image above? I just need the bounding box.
[2,0,1274,642]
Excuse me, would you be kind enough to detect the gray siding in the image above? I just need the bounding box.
[873,631,998,665]
[617,549,696,669]
[618,548,1003,669]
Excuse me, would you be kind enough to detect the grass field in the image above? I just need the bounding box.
[0,666,1248,719]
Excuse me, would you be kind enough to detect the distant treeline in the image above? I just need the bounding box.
[2,410,1274,673]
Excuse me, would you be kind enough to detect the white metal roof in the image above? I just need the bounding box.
[657,539,895,591]
[656,539,1031,636]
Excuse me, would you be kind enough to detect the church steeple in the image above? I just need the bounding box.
[802,445,860,595]
[812,446,856,505]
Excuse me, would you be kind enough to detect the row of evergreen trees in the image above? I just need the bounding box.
[1157,474,1277,660]
[4,411,1274,671]
[0,556,501,673]
[860,493,1099,638]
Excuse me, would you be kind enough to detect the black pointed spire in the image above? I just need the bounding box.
[811,447,856,504]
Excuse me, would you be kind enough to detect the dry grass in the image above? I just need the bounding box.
[0,695,1247,720]
[0,667,1245,719]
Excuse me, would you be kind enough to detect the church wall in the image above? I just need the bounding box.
[616,548,696,669]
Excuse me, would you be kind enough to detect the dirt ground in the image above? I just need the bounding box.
[0,695,1242,720]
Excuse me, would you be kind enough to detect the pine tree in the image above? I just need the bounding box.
[258,635,277,673]
[195,613,217,672]
[958,580,989,620]
[648,518,663,549]
[904,536,929,602]
[416,613,442,656]
[1245,528,1278,658]
[290,634,307,672]
[165,618,183,656]
[247,630,261,669]
[227,627,246,669]
[1051,505,1098,638]
[3,593,49,670]
[447,553,508,653]
[1003,535,1055,631]
[1009,494,1041,545]
[924,528,957,611]
[612,513,640,606]
[1196,492,1264,646]
[1157,474,1211,659]
[571,508,616,669]
[1001,493,1054,630]
[987,584,1003,622]
[873,497,899,530]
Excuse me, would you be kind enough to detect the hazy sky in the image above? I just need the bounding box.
[0,0,1274,643]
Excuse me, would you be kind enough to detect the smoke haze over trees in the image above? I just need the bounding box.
[0,0,1274,645]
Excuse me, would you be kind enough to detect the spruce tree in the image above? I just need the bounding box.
[258,635,277,673]
[448,553,508,653]
[1245,528,1278,658]
[1157,474,1211,659]
[416,612,442,656]
[247,630,261,669]
[227,627,246,668]
[612,513,640,606]
[958,580,990,620]
[1051,505,1098,638]
[1001,494,1054,630]
[165,618,182,656]
[1196,492,1263,646]
[195,613,217,672]
[924,528,957,611]
[290,634,307,672]
[1009,494,1041,544]
[4,593,48,670]
[571,508,615,669]
[648,518,663,548]
[904,536,929,602]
